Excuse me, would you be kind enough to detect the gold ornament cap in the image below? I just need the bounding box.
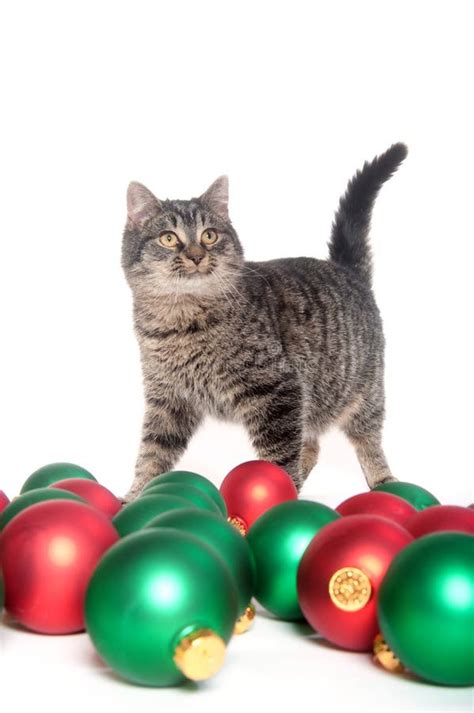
[227,515,247,536]
[233,603,256,635]
[328,566,372,611]
[173,628,226,681]
[373,633,405,673]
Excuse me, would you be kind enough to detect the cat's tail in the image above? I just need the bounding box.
[328,142,408,284]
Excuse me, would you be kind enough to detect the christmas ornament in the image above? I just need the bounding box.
[146,508,256,625]
[20,462,97,494]
[143,483,223,517]
[378,532,474,686]
[373,481,440,510]
[405,505,474,538]
[143,470,227,516]
[0,499,118,634]
[50,478,122,517]
[220,460,298,534]
[85,528,238,686]
[297,514,413,651]
[247,500,340,620]
[336,491,416,527]
[0,571,4,612]
[112,494,199,537]
[0,490,10,514]
[0,487,86,531]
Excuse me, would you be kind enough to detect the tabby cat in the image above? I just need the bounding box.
[122,143,407,501]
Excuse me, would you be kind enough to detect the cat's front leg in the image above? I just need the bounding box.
[236,374,305,490]
[124,396,202,502]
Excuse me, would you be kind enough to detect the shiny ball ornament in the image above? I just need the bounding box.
[0,487,86,532]
[247,500,340,620]
[85,528,238,686]
[373,481,440,511]
[112,494,199,537]
[146,508,256,618]
[220,460,298,534]
[0,499,119,634]
[0,571,4,612]
[50,478,122,517]
[378,532,474,686]
[336,491,416,527]
[297,514,413,651]
[0,490,10,514]
[143,483,223,517]
[20,462,97,494]
[405,505,474,538]
[143,470,227,516]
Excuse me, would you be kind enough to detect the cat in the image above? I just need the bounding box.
[122,143,407,501]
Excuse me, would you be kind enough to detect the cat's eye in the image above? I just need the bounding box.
[201,229,219,246]
[159,232,180,249]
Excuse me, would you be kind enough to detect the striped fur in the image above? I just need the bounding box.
[122,146,407,500]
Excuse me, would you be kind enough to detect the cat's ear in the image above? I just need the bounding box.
[127,182,162,226]
[199,176,229,219]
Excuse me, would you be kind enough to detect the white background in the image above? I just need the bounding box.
[0,1,472,711]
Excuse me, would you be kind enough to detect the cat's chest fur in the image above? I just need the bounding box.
[133,293,238,418]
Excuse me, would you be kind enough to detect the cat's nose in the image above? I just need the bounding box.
[188,254,204,265]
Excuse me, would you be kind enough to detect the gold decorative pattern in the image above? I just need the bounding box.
[328,566,372,611]
[173,628,226,681]
[373,633,405,673]
[233,603,256,635]
[227,516,247,536]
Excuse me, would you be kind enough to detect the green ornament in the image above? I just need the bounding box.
[146,508,256,615]
[143,470,227,516]
[0,488,86,531]
[373,481,440,511]
[247,499,340,620]
[143,483,223,517]
[112,494,199,537]
[378,532,474,686]
[20,462,97,494]
[85,528,238,686]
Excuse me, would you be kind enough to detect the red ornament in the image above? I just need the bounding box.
[50,478,122,517]
[297,514,413,651]
[220,460,297,533]
[336,491,416,527]
[0,499,119,634]
[405,505,474,538]
[0,490,9,514]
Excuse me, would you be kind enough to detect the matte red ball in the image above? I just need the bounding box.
[405,505,474,538]
[50,478,122,517]
[220,460,297,532]
[336,490,416,527]
[297,514,413,651]
[0,490,9,514]
[0,499,119,634]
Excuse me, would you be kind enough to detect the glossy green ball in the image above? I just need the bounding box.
[143,470,227,516]
[85,528,238,686]
[373,481,439,511]
[247,499,340,620]
[112,494,199,537]
[0,488,86,531]
[378,532,474,686]
[143,483,223,517]
[146,508,255,614]
[20,462,97,494]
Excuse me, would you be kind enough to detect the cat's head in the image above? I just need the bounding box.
[122,177,244,296]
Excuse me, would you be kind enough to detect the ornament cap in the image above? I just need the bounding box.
[173,628,226,681]
[328,566,372,611]
[373,633,405,673]
[233,603,256,635]
[227,515,247,536]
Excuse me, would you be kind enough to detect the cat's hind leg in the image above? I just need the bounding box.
[300,433,320,483]
[341,396,396,489]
